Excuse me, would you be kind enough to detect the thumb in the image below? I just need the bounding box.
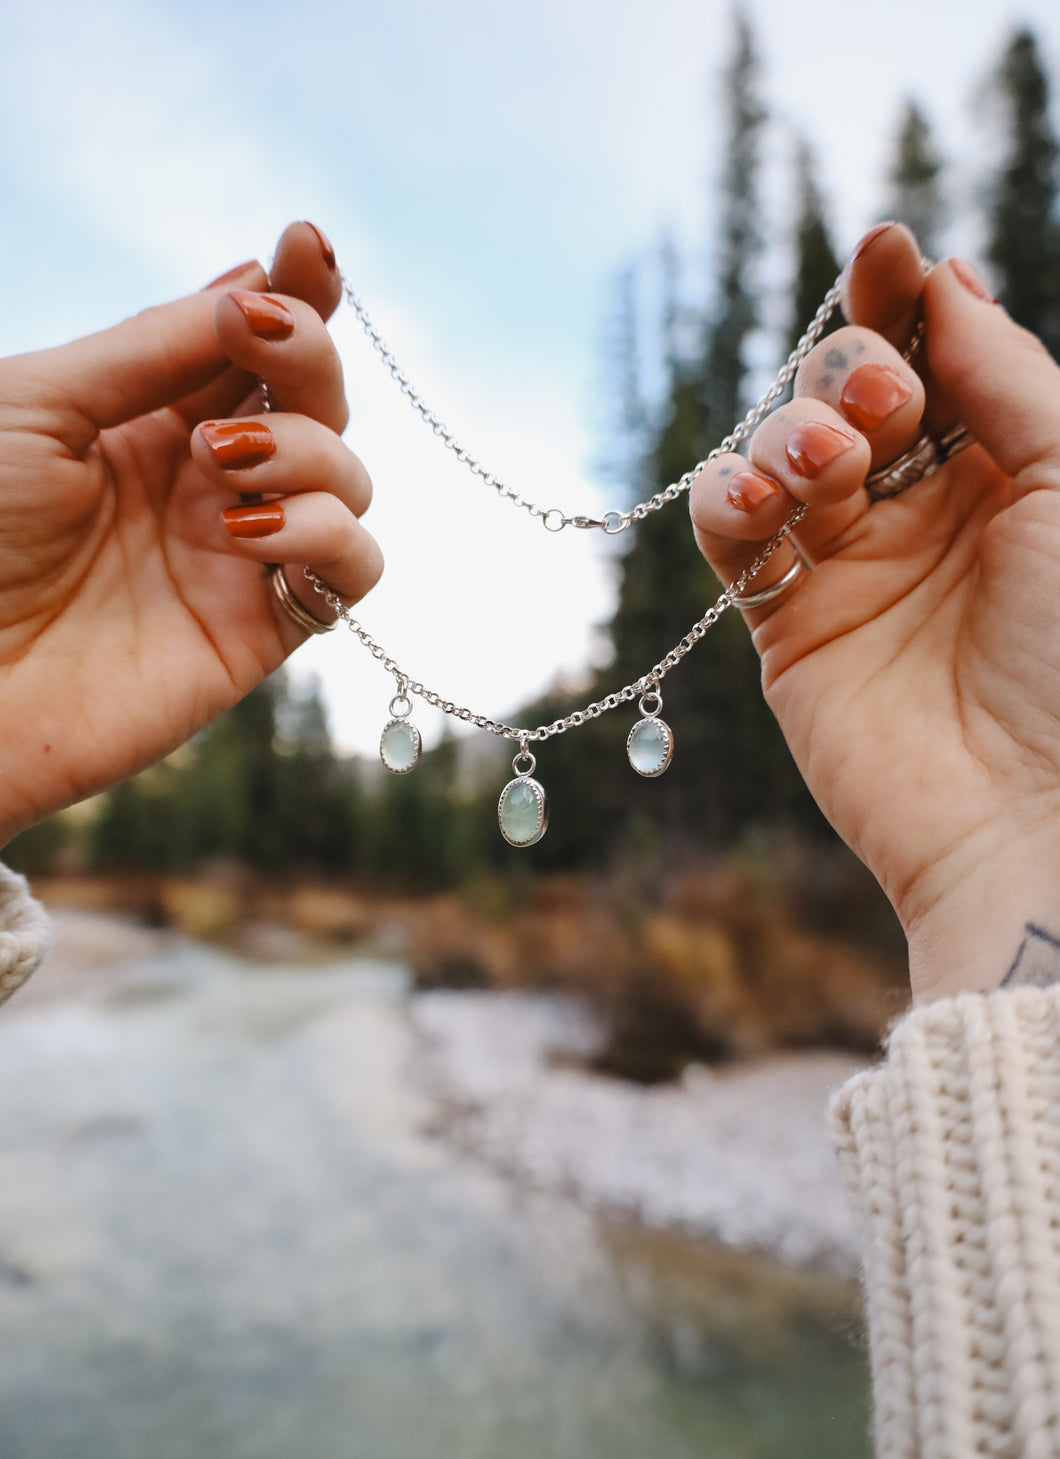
[35,262,268,439]
[924,258,1060,486]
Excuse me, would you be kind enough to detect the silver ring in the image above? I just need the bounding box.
[269,565,336,635]
[730,557,806,609]
[865,424,975,502]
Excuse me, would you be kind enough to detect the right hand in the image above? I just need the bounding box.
[690,223,1060,1000]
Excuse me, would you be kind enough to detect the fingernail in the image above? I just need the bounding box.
[201,420,277,470]
[949,257,996,303]
[202,259,259,291]
[785,422,857,477]
[303,221,336,270]
[228,290,295,342]
[849,221,895,266]
[222,503,285,539]
[727,471,782,512]
[839,363,913,432]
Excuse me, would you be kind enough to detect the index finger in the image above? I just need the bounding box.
[24,292,232,447]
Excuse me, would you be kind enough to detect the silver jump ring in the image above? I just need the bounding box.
[865,424,975,503]
[269,564,336,635]
[730,557,807,610]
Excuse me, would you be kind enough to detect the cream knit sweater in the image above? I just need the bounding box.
[831,987,1060,1457]
[0,862,49,1005]
[3,876,1059,1454]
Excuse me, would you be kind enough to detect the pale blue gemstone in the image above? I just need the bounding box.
[380,719,421,774]
[498,777,547,847]
[627,716,673,778]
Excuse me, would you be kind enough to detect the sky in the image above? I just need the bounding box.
[2,0,1058,757]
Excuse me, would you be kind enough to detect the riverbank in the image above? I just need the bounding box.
[0,912,871,1458]
[30,862,908,1083]
[14,910,866,1275]
[412,990,864,1274]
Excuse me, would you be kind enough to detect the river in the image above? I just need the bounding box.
[0,915,871,1458]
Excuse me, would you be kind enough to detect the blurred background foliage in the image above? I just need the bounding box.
[9,19,1060,1060]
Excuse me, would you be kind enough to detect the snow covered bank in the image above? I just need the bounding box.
[411,990,866,1274]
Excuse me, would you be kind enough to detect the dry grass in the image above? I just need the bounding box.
[408,860,908,1072]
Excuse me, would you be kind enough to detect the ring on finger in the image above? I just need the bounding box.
[269,564,336,635]
[864,423,975,503]
[730,557,807,609]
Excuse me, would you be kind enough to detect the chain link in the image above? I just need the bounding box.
[304,503,805,746]
[343,275,841,533]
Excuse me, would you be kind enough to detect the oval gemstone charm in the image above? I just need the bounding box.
[627,716,674,778]
[498,776,548,847]
[380,718,422,774]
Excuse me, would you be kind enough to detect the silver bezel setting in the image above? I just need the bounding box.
[626,716,674,779]
[497,776,548,847]
[379,717,422,774]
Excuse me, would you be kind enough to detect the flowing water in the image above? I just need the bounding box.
[0,924,870,1458]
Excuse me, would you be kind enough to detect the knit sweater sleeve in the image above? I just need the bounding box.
[0,862,49,1006]
[829,987,1060,1458]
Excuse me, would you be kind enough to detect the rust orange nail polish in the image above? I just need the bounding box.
[786,422,857,477]
[222,503,285,538]
[228,290,295,341]
[949,257,996,303]
[727,471,781,512]
[839,364,913,432]
[202,259,258,290]
[303,221,336,269]
[201,420,277,470]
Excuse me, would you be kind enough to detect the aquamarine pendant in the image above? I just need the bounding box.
[380,689,421,774]
[498,747,548,847]
[627,687,673,778]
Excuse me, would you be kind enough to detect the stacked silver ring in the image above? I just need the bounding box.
[864,423,975,502]
[731,423,977,610]
[269,565,336,635]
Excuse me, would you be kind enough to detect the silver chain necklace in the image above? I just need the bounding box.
[305,275,842,846]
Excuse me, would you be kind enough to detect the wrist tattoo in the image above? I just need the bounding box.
[1002,923,1060,990]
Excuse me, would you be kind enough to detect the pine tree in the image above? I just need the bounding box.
[85,671,365,877]
[272,680,361,873]
[787,140,842,356]
[658,234,683,373]
[598,263,648,487]
[514,11,822,868]
[987,28,1060,357]
[885,100,944,259]
[88,764,182,871]
[204,678,289,870]
[700,11,766,426]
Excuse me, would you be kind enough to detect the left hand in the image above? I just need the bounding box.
[0,221,381,844]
